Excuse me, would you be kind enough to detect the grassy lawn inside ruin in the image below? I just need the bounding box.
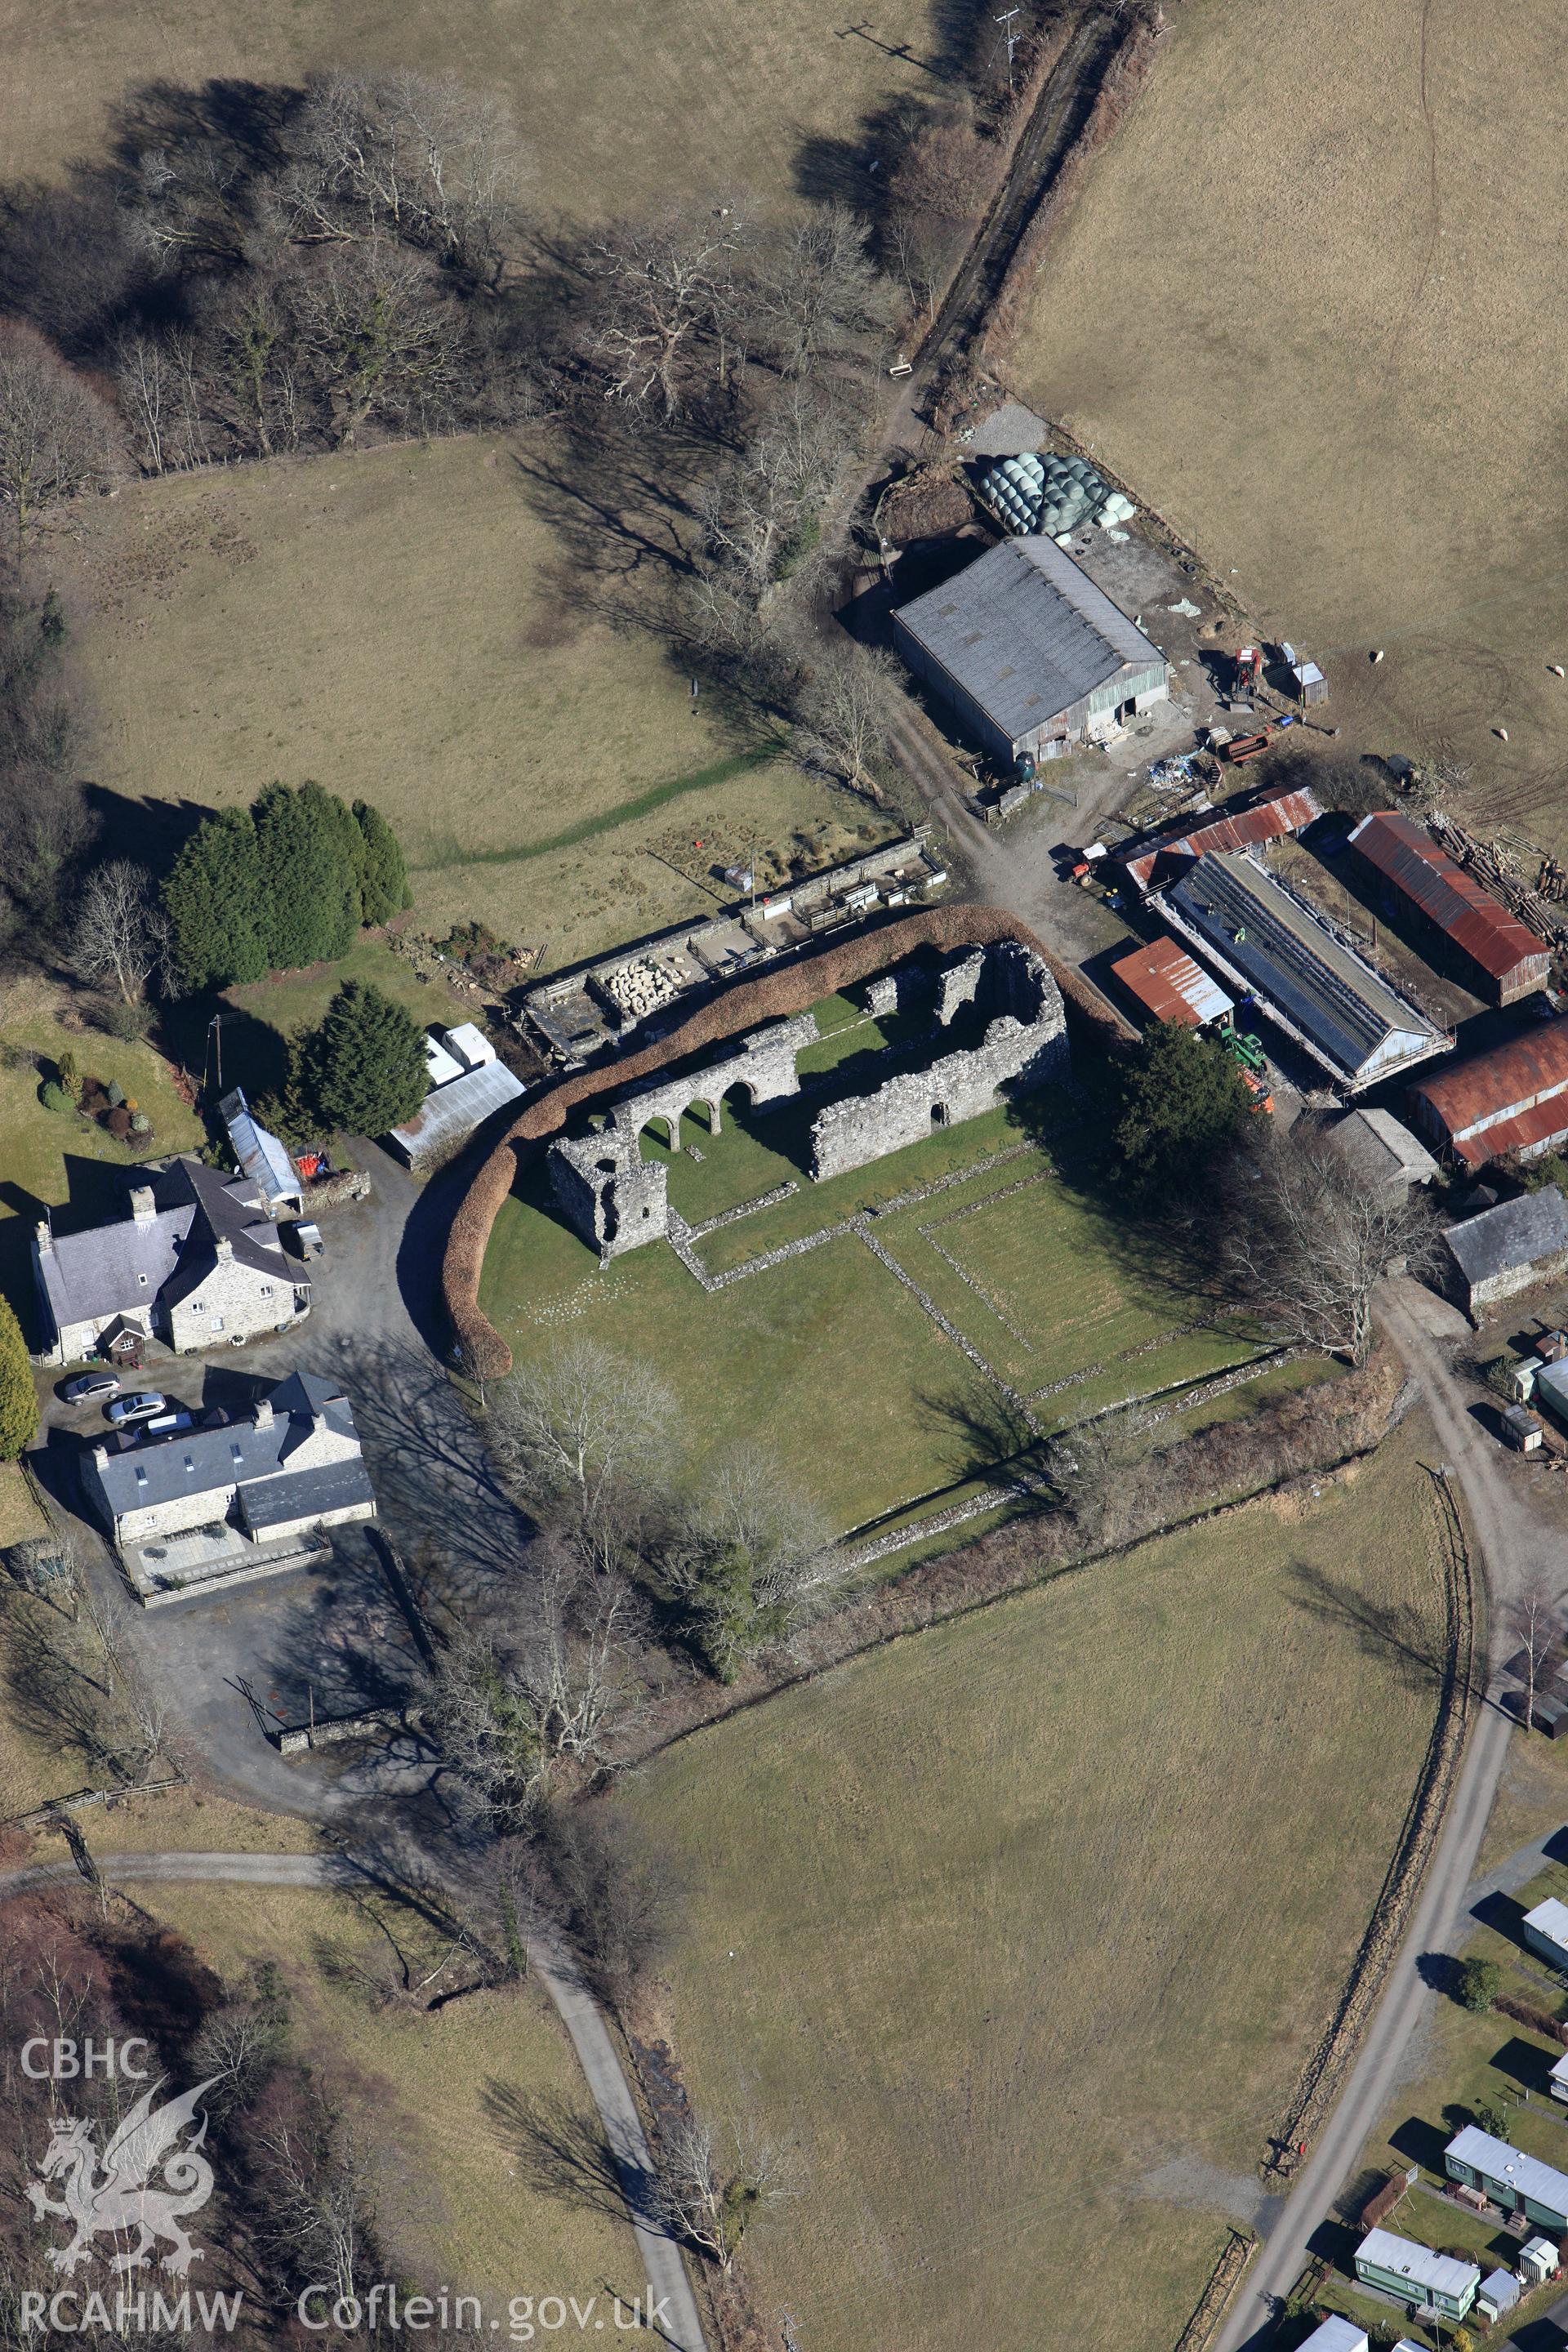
[622,1421,1454,2352]
[479,1043,1306,1535]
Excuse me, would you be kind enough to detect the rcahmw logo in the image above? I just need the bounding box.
[18,2038,243,2334]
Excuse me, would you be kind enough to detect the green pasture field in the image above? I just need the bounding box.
[56,439,889,974]
[623,1421,1454,2352]
[1,0,939,228]
[479,1054,1294,1534]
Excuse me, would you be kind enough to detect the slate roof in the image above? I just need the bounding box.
[36,1156,287,1337]
[1121,786,1324,893]
[1445,1187,1568,1287]
[1161,852,1441,1086]
[1349,813,1550,986]
[1326,1108,1439,1190]
[238,1456,376,1531]
[89,1373,367,1520]
[892,537,1166,741]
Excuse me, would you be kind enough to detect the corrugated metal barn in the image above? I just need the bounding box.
[1159,850,1446,1090]
[1408,1018,1568,1165]
[1348,812,1551,1004]
[1109,935,1232,1027]
[891,537,1169,764]
[1120,784,1324,894]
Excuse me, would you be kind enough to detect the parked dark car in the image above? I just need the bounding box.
[62,1372,120,1404]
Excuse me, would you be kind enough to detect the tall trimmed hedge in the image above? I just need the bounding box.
[0,1293,37,1461]
[163,782,412,992]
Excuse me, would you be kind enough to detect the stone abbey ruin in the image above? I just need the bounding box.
[548,938,1069,1263]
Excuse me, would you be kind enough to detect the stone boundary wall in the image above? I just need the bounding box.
[443,904,1132,1379]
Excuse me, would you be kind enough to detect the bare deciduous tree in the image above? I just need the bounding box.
[0,321,120,547]
[648,2114,791,2274]
[114,328,213,475]
[1218,1129,1443,1365]
[275,70,524,283]
[488,1338,677,1537]
[1510,1575,1557,1737]
[430,1549,645,1820]
[256,2103,375,2310]
[746,203,889,375]
[546,1802,679,2000]
[794,639,900,806]
[661,1446,843,1678]
[71,859,171,1004]
[576,206,750,417]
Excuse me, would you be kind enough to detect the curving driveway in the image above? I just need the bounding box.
[0,1850,707,2352]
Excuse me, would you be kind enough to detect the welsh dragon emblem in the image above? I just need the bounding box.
[27,2077,220,2275]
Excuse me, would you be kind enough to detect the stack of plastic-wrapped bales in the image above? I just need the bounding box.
[975,451,1137,540]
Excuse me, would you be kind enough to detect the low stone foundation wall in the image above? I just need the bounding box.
[443,904,1129,1379]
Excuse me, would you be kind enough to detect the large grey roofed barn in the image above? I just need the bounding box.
[892,537,1165,742]
[1161,851,1442,1087]
[1446,1187,1568,1288]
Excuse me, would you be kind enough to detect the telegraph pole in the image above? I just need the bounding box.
[994,6,1022,95]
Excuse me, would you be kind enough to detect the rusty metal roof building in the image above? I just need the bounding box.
[1408,1018,1568,1166]
[1121,786,1324,893]
[1109,935,1232,1028]
[1349,813,1550,1002]
[1160,851,1445,1091]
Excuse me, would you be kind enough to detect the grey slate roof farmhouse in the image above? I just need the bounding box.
[33,1157,312,1365]
[890,537,1169,764]
[1444,1186,1568,1315]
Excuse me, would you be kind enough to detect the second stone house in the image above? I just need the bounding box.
[33,1157,313,1366]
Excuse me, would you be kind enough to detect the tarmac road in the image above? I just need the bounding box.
[1214,1276,1557,2351]
[0,1851,708,2352]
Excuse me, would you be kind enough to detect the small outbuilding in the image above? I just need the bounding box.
[1520,2234,1560,2286]
[1108,934,1232,1029]
[1322,1108,1438,1194]
[388,1025,525,1174]
[1445,1187,1568,1316]
[1548,2049,1568,2105]
[1297,2320,1367,2352]
[1524,1896,1568,1970]
[891,535,1169,766]
[1502,1404,1545,1452]
[1477,2268,1521,2323]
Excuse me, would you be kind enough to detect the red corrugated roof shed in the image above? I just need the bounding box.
[1123,787,1323,892]
[1410,1019,1568,1165]
[1110,936,1233,1027]
[1350,812,1549,987]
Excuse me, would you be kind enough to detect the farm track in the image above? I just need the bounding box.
[913,3,1124,371]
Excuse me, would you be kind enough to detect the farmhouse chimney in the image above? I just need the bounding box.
[214,1236,233,1263]
[34,1220,51,1257]
[252,1398,274,1431]
[129,1187,156,1225]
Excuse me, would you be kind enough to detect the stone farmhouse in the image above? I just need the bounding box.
[550,939,1067,1261]
[82,1369,376,1597]
[33,1158,312,1368]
